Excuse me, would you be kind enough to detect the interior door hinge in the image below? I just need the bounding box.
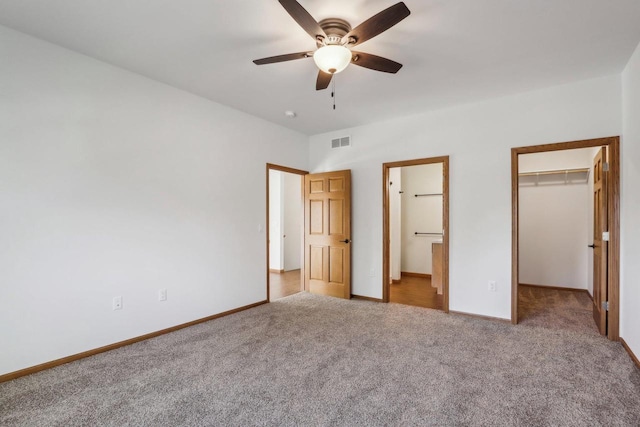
[603,162,610,172]
[602,301,609,311]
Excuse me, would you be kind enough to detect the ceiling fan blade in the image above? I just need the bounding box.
[279,0,327,41]
[342,2,410,47]
[316,71,333,90]
[351,52,403,73]
[253,51,313,65]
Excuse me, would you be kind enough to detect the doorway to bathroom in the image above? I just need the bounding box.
[382,157,449,311]
[267,164,306,301]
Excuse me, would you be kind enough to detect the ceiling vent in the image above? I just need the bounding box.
[331,136,351,149]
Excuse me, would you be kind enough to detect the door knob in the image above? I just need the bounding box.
[339,239,351,243]
[588,244,595,248]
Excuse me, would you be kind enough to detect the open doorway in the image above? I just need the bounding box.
[511,137,620,340]
[517,147,600,334]
[266,164,307,301]
[383,157,449,311]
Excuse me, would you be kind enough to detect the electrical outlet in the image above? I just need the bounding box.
[488,281,497,292]
[158,289,167,301]
[369,268,375,277]
[112,296,122,310]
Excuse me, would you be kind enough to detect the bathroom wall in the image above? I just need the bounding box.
[400,163,444,275]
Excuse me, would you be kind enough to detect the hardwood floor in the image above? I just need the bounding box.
[270,269,302,300]
[389,274,443,310]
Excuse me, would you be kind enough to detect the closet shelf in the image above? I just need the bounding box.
[519,167,589,185]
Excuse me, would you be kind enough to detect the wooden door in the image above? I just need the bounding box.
[592,147,608,335]
[304,170,351,299]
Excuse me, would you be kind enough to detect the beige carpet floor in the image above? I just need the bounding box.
[518,284,599,335]
[1,292,639,426]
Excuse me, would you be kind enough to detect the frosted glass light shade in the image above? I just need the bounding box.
[313,45,352,74]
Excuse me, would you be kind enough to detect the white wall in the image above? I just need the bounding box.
[518,149,597,290]
[389,168,402,281]
[0,26,307,375]
[269,170,283,270]
[2,21,636,376]
[282,172,301,271]
[400,164,443,275]
[621,41,640,360]
[309,75,622,319]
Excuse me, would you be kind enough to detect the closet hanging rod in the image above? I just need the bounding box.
[414,232,443,236]
[414,193,443,197]
[518,167,589,177]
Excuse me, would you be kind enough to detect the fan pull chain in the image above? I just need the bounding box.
[331,77,336,110]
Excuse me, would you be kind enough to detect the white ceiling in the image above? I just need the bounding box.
[1,0,639,135]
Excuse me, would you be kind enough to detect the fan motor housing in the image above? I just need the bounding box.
[318,18,352,45]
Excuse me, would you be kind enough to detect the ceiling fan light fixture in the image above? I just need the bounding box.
[313,45,352,74]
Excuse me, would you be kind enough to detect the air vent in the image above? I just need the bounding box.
[331,136,351,149]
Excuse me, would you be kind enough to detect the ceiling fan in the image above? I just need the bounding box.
[253,0,411,90]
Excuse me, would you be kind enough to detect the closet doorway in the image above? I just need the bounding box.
[511,137,620,340]
[382,157,449,311]
[266,164,306,301]
[517,147,600,334]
